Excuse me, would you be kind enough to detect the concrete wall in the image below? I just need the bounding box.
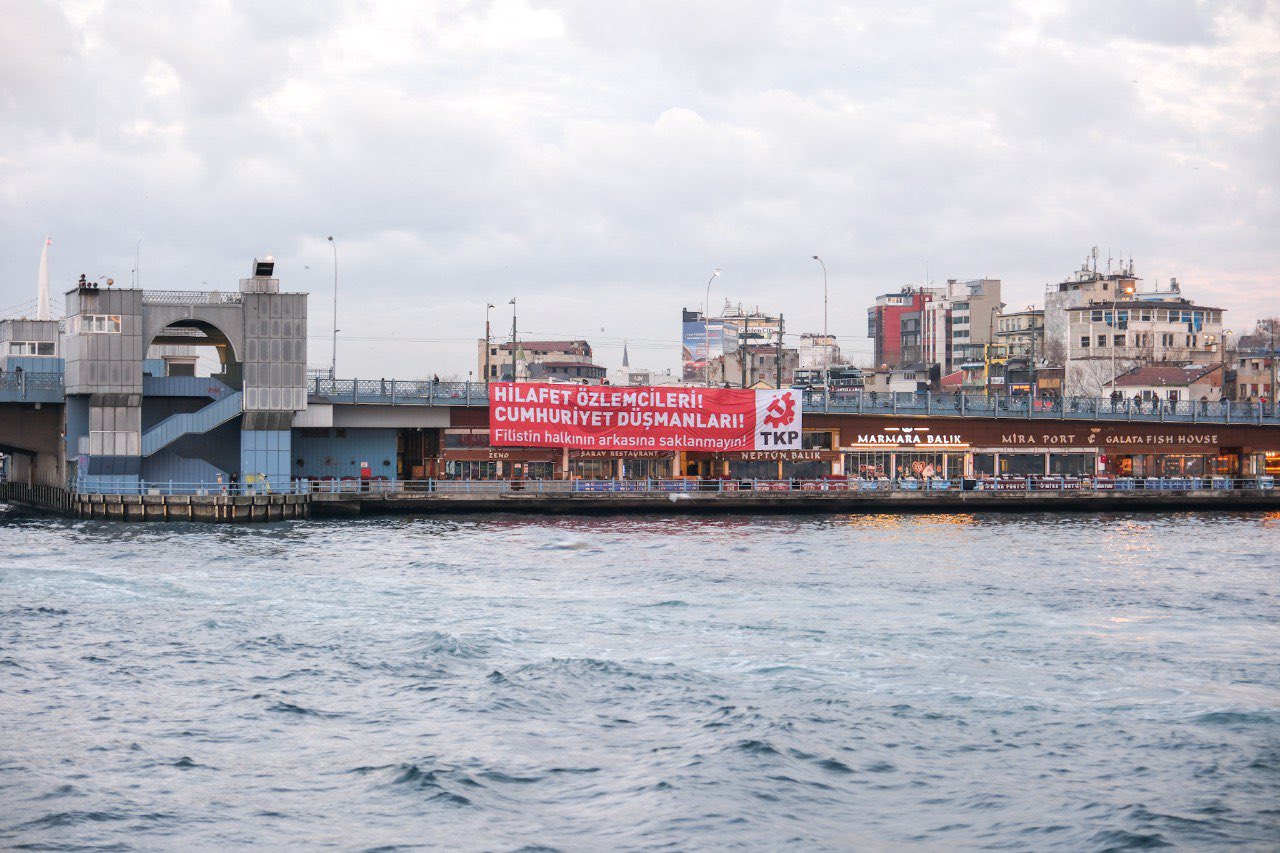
[292,427,397,478]
[63,288,146,396]
[242,292,307,413]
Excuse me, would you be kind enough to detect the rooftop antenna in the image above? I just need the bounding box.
[37,234,52,320]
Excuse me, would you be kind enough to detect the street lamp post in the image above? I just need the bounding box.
[485,303,495,385]
[509,298,517,382]
[327,236,338,380]
[704,268,721,387]
[1109,283,1135,394]
[812,255,828,376]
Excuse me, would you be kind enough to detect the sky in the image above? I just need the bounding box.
[2,0,1277,379]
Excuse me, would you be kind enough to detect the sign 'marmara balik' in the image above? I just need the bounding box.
[489,382,803,452]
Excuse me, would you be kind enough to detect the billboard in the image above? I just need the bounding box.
[489,382,802,452]
[682,319,740,382]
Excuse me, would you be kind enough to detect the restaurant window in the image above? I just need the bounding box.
[999,453,1045,477]
[802,431,833,450]
[1048,453,1094,476]
[972,453,996,476]
[1157,454,1207,477]
[781,460,831,479]
[620,458,674,480]
[728,460,781,479]
[569,459,613,479]
[444,460,500,479]
[511,461,555,480]
[846,452,893,479]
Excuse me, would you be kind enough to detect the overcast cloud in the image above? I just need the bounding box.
[2,0,1277,377]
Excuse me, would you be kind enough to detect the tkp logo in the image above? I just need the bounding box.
[754,390,803,450]
[763,391,796,428]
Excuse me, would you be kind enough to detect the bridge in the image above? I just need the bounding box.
[6,370,1280,426]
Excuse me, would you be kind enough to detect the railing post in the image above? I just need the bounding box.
[1093,397,1099,419]
[857,392,863,415]
[1226,400,1232,423]
[960,393,966,416]
[926,391,932,415]
[353,378,359,404]
[1127,398,1133,421]
[892,394,898,415]
[391,379,397,404]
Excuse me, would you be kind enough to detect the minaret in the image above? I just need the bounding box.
[37,234,52,320]
[622,340,630,368]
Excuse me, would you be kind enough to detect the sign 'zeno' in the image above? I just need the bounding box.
[489,383,803,452]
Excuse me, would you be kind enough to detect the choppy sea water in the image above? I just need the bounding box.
[1,508,1278,851]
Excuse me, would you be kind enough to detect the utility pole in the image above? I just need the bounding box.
[484,303,494,385]
[1029,314,1037,397]
[740,325,747,389]
[509,298,517,382]
[1272,320,1278,418]
[776,313,784,389]
[327,236,338,379]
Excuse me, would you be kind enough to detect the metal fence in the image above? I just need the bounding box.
[305,379,1280,425]
[310,377,486,405]
[67,476,1277,497]
[0,371,65,402]
[801,390,1280,425]
[141,290,243,306]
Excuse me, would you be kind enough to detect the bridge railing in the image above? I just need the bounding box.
[142,290,243,306]
[311,377,485,405]
[0,371,65,403]
[303,378,1280,425]
[801,390,1280,425]
[63,475,1278,497]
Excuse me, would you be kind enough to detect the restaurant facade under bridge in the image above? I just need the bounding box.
[396,408,1280,481]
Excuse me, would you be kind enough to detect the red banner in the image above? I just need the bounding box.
[489,383,802,452]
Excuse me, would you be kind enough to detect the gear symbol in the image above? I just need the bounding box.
[763,392,796,428]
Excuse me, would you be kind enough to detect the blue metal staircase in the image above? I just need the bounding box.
[141,391,243,456]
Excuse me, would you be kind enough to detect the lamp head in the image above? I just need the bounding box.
[713,268,721,277]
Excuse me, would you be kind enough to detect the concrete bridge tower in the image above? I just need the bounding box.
[61,258,307,491]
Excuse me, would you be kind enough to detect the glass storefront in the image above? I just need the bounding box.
[844,451,963,479]
[728,460,781,479]
[569,459,614,479]
[620,458,674,479]
[444,460,500,479]
[782,460,831,479]
[999,453,1045,477]
[1113,454,1211,477]
[1048,453,1095,476]
[511,461,556,479]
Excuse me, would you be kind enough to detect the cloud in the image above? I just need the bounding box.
[1,0,1276,375]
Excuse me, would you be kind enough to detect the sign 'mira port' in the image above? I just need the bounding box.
[489,382,803,451]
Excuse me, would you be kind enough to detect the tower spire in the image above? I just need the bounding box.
[37,234,52,320]
[622,340,630,368]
